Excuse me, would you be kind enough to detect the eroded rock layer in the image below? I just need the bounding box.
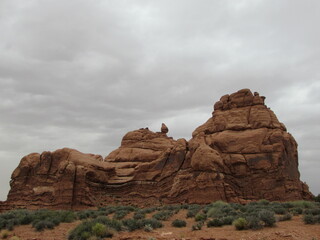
[2,89,312,209]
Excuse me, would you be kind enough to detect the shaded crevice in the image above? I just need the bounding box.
[71,165,77,209]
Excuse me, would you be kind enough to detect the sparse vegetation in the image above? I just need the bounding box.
[0,209,76,231]
[0,200,319,238]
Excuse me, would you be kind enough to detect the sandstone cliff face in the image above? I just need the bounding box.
[2,89,312,209]
[188,89,311,202]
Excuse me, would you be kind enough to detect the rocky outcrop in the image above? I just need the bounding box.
[1,89,312,210]
[189,89,311,202]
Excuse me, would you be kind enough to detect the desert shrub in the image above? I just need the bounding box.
[304,208,320,216]
[290,201,315,209]
[278,213,292,222]
[171,219,186,228]
[139,207,157,214]
[143,224,153,232]
[69,221,95,240]
[92,223,106,237]
[303,214,317,224]
[230,203,246,212]
[152,210,173,221]
[314,194,320,203]
[162,205,182,213]
[94,216,122,231]
[113,210,129,220]
[133,211,145,220]
[4,221,13,231]
[33,220,55,231]
[191,222,203,231]
[0,209,34,230]
[281,202,294,209]
[258,199,270,205]
[221,216,235,225]
[140,219,163,229]
[207,218,223,227]
[273,207,286,215]
[291,207,303,215]
[258,210,276,227]
[1,230,10,239]
[246,215,263,230]
[122,219,141,232]
[68,216,121,240]
[77,210,96,220]
[233,217,248,230]
[195,213,207,222]
[186,205,202,218]
[122,218,163,232]
[123,218,159,232]
[207,201,234,218]
[58,211,76,223]
[91,223,114,238]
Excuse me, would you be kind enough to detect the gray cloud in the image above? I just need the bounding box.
[1,0,320,200]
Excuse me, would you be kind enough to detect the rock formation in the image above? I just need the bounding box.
[1,89,312,210]
[161,123,169,134]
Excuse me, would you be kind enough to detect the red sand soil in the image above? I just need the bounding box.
[5,211,320,240]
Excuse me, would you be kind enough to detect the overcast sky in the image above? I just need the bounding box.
[0,0,319,200]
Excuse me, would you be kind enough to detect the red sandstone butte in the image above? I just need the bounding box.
[0,89,312,210]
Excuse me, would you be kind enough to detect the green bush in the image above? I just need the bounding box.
[152,211,173,221]
[191,222,203,231]
[233,218,248,230]
[122,218,163,232]
[92,223,106,237]
[140,219,163,229]
[303,214,317,224]
[122,219,141,232]
[304,208,320,216]
[314,194,320,203]
[278,213,292,221]
[143,224,153,232]
[68,217,120,240]
[113,210,130,220]
[258,210,276,227]
[186,205,202,218]
[291,207,303,215]
[273,207,286,215]
[221,216,235,225]
[133,211,145,220]
[194,213,207,222]
[139,207,157,214]
[33,220,55,231]
[246,216,263,230]
[171,219,186,228]
[1,229,10,239]
[258,199,270,205]
[207,201,234,218]
[290,201,315,209]
[207,219,223,227]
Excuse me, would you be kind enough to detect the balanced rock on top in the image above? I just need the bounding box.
[161,123,169,134]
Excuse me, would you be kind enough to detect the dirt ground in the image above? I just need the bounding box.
[5,210,320,240]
